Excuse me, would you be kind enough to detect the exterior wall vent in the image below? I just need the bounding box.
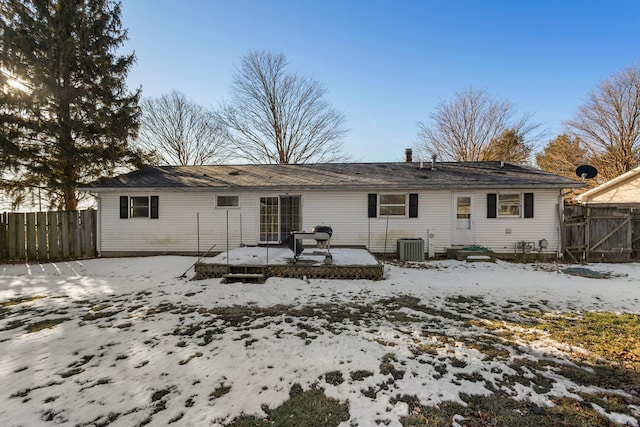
[397,238,425,262]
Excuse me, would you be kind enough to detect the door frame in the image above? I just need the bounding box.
[451,192,475,246]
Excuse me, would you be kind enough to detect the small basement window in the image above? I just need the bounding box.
[216,195,239,208]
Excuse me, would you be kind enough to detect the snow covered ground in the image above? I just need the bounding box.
[0,256,639,426]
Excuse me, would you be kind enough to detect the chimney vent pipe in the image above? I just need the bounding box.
[405,148,413,163]
[431,154,437,170]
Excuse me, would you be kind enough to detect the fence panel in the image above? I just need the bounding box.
[0,209,96,262]
[564,205,639,262]
[81,210,96,257]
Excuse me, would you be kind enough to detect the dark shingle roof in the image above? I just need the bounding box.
[79,162,583,192]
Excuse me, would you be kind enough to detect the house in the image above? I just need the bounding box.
[575,166,640,207]
[78,158,582,259]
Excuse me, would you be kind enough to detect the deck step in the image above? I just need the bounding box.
[221,265,268,283]
[465,255,495,263]
[222,273,266,284]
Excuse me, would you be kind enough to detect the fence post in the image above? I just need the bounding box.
[16,214,26,260]
[37,212,47,260]
[26,212,37,261]
[48,211,59,259]
[0,213,7,259]
[70,211,80,258]
[61,211,70,258]
[584,206,590,261]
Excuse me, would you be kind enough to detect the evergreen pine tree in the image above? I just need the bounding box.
[480,128,532,164]
[1,0,145,210]
[536,134,587,180]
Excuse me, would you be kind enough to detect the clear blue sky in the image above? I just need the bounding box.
[120,0,639,162]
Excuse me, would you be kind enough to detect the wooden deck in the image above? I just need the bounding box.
[194,247,383,281]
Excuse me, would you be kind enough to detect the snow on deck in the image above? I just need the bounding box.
[204,246,380,266]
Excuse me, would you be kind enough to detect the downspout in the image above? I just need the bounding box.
[557,190,563,259]
[95,194,102,257]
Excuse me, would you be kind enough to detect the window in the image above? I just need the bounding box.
[120,196,158,219]
[368,193,418,218]
[217,195,239,208]
[130,196,150,218]
[498,193,521,217]
[487,193,534,218]
[379,194,407,216]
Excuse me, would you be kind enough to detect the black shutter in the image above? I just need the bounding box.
[409,193,418,218]
[150,196,159,219]
[524,193,534,218]
[368,194,377,218]
[487,193,497,218]
[120,196,128,219]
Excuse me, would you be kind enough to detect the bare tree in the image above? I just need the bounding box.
[137,91,228,165]
[566,63,640,181]
[218,50,349,164]
[416,86,543,162]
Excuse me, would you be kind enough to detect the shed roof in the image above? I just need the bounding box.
[79,161,582,192]
[575,166,640,203]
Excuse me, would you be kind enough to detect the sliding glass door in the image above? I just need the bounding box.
[260,196,301,243]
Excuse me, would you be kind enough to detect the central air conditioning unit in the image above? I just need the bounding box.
[397,238,425,262]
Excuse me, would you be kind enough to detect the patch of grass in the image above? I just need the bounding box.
[529,312,640,368]
[399,392,619,427]
[68,354,94,368]
[1,319,27,331]
[59,367,84,378]
[210,383,231,400]
[445,295,485,305]
[179,352,203,365]
[82,310,118,321]
[462,337,511,360]
[323,370,344,386]
[225,383,349,427]
[2,295,47,307]
[151,388,172,402]
[380,353,405,380]
[350,370,374,381]
[90,303,113,312]
[27,317,70,333]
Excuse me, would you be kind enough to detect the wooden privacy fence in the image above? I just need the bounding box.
[0,210,96,262]
[563,205,640,262]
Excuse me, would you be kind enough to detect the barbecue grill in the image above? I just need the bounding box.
[282,225,333,264]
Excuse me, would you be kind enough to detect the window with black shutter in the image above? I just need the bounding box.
[409,194,418,218]
[487,193,497,218]
[524,193,534,218]
[119,196,158,219]
[150,196,159,219]
[120,196,128,219]
[368,194,377,218]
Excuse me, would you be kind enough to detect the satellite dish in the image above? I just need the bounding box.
[575,164,598,179]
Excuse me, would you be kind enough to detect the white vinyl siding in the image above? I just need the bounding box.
[475,190,560,254]
[96,188,562,257]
